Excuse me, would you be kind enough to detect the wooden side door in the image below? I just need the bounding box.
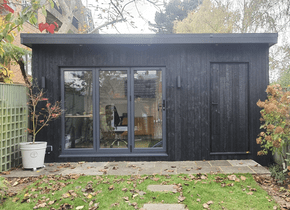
[210,63,249,154]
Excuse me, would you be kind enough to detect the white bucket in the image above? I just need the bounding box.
[20,142,47,170]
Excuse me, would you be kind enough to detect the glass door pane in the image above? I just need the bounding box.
[99,70,128,148]
[64,70,93,149]
[134,70,163,148]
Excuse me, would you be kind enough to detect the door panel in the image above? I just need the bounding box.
[210,63,249,153]
[64,70,93,149]
[133,70,163,149]
[99,70,128,149]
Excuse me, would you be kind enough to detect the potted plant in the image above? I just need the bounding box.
[20,83,62,171]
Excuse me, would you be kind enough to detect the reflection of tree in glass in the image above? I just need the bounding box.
[64,71,93,148]
[65,71,93,115]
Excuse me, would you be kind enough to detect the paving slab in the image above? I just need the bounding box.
[187,166,222,174]
[195,161,211,167]
[0,160,270,177]
[228,160,261,167]
[107,167,139,175]
[147,185,177,192]
[138,167,162,175]
[142,204,186,210]
[105,161,128,167]
[209,160,232,166]
[161,168,177,175]
[220,166,255,174]
[249,166,270,174]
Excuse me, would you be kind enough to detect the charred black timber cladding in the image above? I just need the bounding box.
[21,33,277,166]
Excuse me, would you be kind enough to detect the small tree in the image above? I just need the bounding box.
[27,83,62,143]
[256,84,290,171]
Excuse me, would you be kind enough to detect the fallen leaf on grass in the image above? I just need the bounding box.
[62,193,71,198]
[12,181,19,186]
[178,196,186,202]
[227,175,237,181]
[123,197,129,201]
[122,188,128,192]
[108,185,114,190]
[203,203,209,209]
[76,206,84,210]
[247,192,253,195]
[197,199,201,202]
[33,202,46,209]
[152,177,160,181]
[48,200,56,205]
[240,176,247,181]
[207,201,214,205]
[12,197,19,202]
[111,203,119,207]
[59,203,73,209]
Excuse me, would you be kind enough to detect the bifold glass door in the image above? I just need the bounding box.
[133,69,164,150]
[62,67,166,154]
[99,69,129,150]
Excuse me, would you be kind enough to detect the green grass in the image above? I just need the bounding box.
[1,173,279,210]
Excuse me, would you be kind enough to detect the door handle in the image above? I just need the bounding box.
[162,100,166,111]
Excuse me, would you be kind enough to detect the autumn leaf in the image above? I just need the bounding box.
[62,193,70,198]
[240,176,247,181]
[247,192,253,195]
[108,185,114,190]
[227,175,237,181]
[123,196,129,201]
[207,201,214,205]
[76,206,84,210]
[178,196,186,202]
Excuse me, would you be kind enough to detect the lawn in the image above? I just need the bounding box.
[1,173,279,210]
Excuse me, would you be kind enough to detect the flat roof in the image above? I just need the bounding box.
[21,33,278,48]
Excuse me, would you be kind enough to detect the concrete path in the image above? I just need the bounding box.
[1,159,270,178]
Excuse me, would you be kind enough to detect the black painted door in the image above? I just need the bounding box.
[210,63,249,154]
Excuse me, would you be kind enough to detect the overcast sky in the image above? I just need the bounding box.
[83,0,161,34]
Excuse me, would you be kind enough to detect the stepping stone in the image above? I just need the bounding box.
[142,204,186,210]
[147,185,177,193]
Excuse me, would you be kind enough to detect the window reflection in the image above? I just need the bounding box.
[99,71,128,148]
[134,70,163,148]
[64,71,93,149]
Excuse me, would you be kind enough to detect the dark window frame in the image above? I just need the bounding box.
[60,67,167,157]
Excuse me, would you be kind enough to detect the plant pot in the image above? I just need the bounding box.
[19,141,47,171]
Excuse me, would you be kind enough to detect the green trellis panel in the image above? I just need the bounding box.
[0,83,28,172]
